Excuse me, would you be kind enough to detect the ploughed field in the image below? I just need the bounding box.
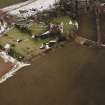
[0,42,105,105]
[0,0,27,8]
[0,57,13,77]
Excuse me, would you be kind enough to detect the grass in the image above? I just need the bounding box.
[50,16,76,36]
[0,16,76,59]
[0,22,46,58]
[0,0,27,8]
[29,22,47,35]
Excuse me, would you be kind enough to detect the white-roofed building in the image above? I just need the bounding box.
[4,43,11,52]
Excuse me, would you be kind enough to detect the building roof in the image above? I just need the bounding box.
[4,43,11,49]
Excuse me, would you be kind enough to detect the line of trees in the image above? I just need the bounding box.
[56,0,79,19]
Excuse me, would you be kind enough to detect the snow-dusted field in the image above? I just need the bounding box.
[2,0,59,16]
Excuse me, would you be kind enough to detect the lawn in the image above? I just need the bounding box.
[50,16,76,36]
[29,22,47,35]
[0,0,27,8]
[0,22,46,59]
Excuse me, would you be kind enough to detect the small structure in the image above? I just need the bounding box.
[74,21,79,30]
[69,20,73,25]
[16,39,22,43]
[4,43,11,53]
[38,23,63,39]
[45,43,51,50]
[32,35,35,39]
[49,23,64,34]
[40,40,57,50]
[40,43,46,49]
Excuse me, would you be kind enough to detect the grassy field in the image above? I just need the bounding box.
[0,22,46,59]
[29,22,46,35]
[0,16,76,59]
[0,0,27,8]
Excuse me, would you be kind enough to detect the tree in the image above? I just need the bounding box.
[58,0,79,19]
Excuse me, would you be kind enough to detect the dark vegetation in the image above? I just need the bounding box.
[0,0,27,8]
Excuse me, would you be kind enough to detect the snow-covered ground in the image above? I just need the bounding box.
[2,0,60,17]
[2,0,35,12]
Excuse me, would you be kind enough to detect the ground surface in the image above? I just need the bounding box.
[0,42,105,105]
[0,1,105,105]
[0,0,27,8]
[0,58,13,77]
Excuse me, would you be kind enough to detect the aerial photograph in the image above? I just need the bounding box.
[0,0,105,105]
